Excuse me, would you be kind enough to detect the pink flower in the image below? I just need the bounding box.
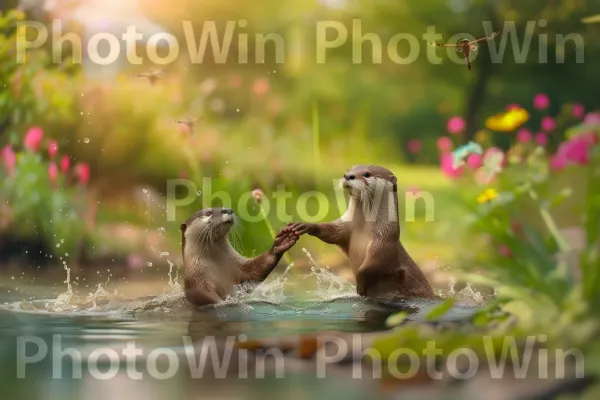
[541,116,556,132]
[516,129,532,143]
[75,163,90,185]
[406,186,421,195]
[533,93,550,110]
[559,137,589,165]
[1,145,16,176]
[407,139,422,154]
[572,104,585,119]
[447,116,465,134]
[550,155,568,171]
[584,113,600,125]
[436,136,453,152]
[252,78,270,96]
[534,132,548,146]
[467,153,482,169]
[24,126,43,151]
[229,74,242,88]
[48,140,58,158]
[48,162,58,184]
[60,156,70,173]
[579,132,598,146]
[440,152,463,179]
[506,104,521,111]
[498,244,512,258]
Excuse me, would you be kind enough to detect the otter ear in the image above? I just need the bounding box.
[390,175,398,192]
[180,223,187,232]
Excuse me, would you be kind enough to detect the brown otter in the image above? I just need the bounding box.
[180,207,298,306]
[289,165,435,301]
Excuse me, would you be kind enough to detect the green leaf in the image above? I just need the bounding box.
[425,297,456,320]
[582,14,600,23]
[385,311,408,327]
[548,188,573,208]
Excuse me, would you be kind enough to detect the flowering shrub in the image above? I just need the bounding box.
[453,96,600,324]
[1,126,92,259]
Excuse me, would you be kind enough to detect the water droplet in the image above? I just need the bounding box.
[158,227,165,234]
[196,191,202,196]
[143,189,148,193]
[11,276,14,280]
[84,138,90,143]
[147,262,153,267]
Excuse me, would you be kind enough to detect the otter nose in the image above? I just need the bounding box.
[344,174,355,181]
[221,208,233,215]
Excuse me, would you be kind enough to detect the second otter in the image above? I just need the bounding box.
[181,207,297,306]
[290,165,435,301]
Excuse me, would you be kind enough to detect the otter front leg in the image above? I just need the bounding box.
[288,221,350,251]
[240,227,297,282]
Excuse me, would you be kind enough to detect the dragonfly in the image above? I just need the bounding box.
[452,140,483,168]
[174,118,199,135]
[429,31,501,71]
[133,69,163,85]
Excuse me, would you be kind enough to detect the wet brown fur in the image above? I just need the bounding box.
[289,165,435,301]
[181,208,297,306]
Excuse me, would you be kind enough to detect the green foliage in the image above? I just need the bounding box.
[1,150,89,258]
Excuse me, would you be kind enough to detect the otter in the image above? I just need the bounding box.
[289,165,435,301]
[180,207,298,306]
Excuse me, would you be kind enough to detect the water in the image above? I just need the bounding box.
[0,250,486,400]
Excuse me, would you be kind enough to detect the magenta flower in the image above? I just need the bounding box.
[533,93,550,110]
[550,155,568,171]
[516,129,532,143]
[572,104,585,119]
[584,113,600,125]
[541,116,556,132]
[48,140,58,158]
[407,139,422,154]
[559,137,589,165]
[467,153,482,169]
[436,136,453,152]
[440,152,463,179]
[1,145,16,176]
[48,162,58,184]
[534,132,548,146]
[75,163,90,185]
[579,132,598,146]
[252,78,270,96]
[447,116,465,135]
[506,104,521,111]
[60,155,70,173]
[24,126,43,151]
[498,244,512,258]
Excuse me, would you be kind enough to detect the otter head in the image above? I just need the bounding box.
[180,207,236,245]
[341,165,398,199]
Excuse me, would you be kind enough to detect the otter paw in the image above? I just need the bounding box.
[272,228,298,254]
[288,222,315,236]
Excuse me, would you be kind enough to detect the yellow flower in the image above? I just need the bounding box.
[485,108,529,132]
[477,188,499,204]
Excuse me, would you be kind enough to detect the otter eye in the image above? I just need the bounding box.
[205,211,212,217]
[364,172,371,178]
